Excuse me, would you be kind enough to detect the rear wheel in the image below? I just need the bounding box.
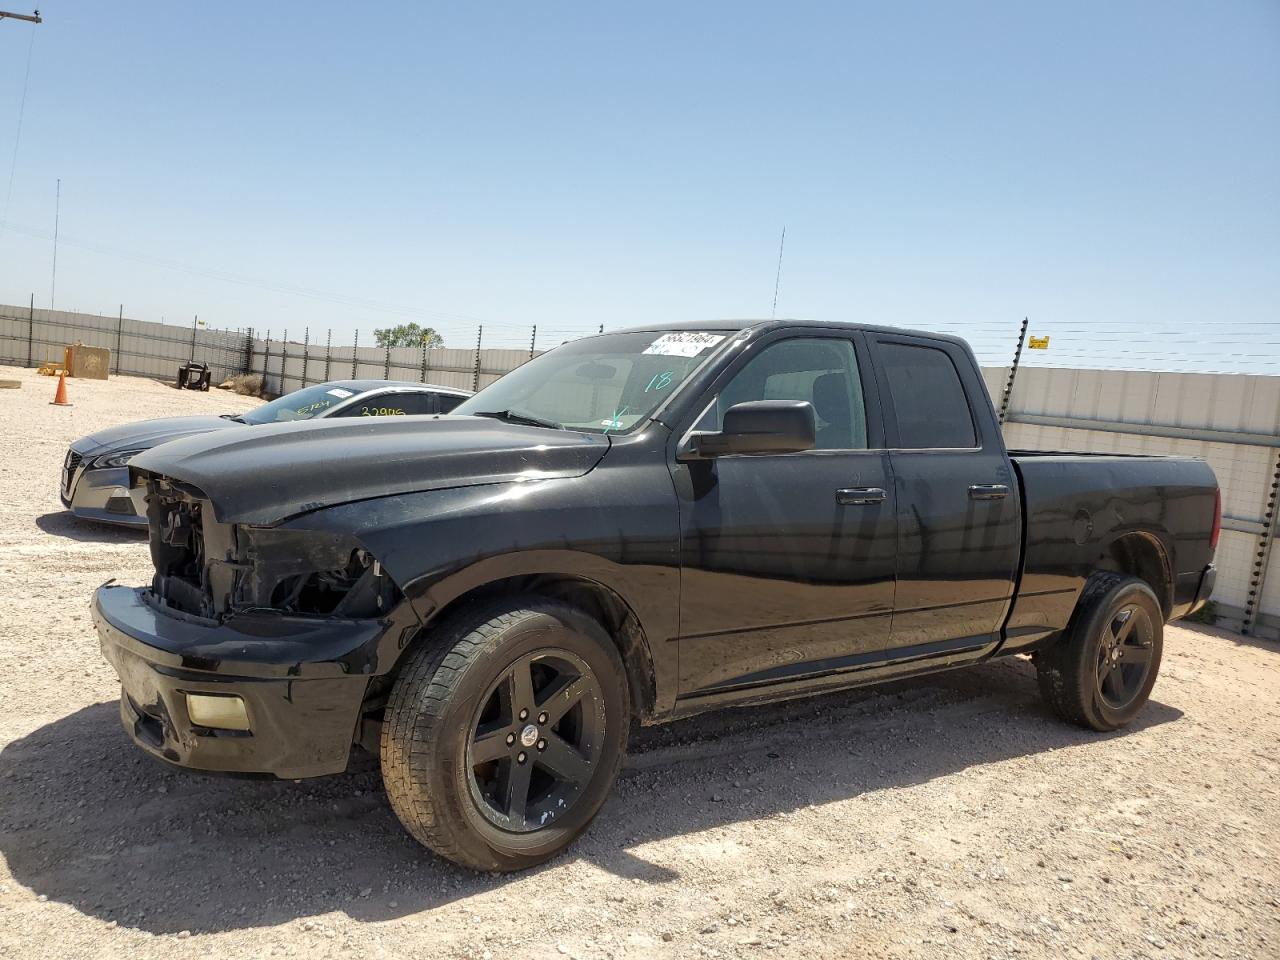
[380,597,629,871]
[1034,573,1163,731]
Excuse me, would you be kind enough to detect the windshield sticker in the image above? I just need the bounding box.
[642,332,725,358]
[644,371,674,392]
[326,388,354,399]
[600,405,630,434]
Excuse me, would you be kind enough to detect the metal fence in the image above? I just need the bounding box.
[250,331,535,396]
[1,301,1276,639]
[0,301,251,385]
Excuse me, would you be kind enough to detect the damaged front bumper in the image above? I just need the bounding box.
[93,583,408,779]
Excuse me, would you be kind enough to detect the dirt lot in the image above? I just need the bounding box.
[0,362,1277,960]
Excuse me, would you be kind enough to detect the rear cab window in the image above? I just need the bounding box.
[877,341,977,448]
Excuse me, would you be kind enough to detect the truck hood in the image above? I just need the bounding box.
[72,415,240,456]
[129,415,610,526]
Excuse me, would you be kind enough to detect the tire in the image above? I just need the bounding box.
[380,596,629,871]
[1034,573,1164,732]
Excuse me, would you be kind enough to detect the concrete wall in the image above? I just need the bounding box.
[986,364,1280,638]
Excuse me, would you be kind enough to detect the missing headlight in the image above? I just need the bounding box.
[236,528,399,618]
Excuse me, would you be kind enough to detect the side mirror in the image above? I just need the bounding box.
[682,400,816,459]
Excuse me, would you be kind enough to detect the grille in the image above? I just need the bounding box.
[62,450,84,500]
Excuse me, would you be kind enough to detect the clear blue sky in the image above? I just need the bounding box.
[1,2,1276,369]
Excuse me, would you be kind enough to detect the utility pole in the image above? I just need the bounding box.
[0,10,42,24]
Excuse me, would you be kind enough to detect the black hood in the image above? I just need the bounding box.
[129,416,610,526]
[72,415,240,456]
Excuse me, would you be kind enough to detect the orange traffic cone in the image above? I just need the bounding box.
[50,371,72,406]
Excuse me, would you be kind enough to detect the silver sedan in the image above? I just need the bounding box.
[60,379,472,527]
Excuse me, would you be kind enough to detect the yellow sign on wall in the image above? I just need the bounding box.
[1028,335,1050,350]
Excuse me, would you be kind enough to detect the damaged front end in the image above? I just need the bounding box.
[144,474,401,622]
[92,471,421,779]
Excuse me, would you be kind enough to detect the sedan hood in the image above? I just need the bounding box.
[129,416,610,526]
[73,415,240,456]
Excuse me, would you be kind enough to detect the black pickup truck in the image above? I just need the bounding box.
[93,320,1219,871]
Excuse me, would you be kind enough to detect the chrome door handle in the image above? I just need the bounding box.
[969,483,1010,500]
[836,487,886,505]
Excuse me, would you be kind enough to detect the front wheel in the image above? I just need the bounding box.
[1035,573,1164,732]
[380,597,629,871]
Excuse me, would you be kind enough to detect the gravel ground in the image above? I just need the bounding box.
[0,362,1277,960]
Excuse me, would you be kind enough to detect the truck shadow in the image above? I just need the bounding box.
[0,656,1182,935]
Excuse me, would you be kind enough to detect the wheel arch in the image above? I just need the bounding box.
[393,572,659,724]
[1095,531,1173,619]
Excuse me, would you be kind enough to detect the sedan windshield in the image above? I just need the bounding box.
[453,330,731,433]
[238,383,358,425]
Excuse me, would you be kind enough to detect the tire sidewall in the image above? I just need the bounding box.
[403,603,628,869]
[1074,580,1164,730]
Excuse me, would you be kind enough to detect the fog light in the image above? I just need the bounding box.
[106,487,136,515]
[186,693,251,731]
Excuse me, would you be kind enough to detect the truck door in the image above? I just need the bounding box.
[870,334,1021,656]
[670,331,898,698]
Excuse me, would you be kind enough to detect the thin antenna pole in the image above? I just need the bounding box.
[770,226,786,319]
[50,178,60,310]
[0,19,37,241]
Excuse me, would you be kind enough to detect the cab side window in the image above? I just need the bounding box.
[877,342,976,448]
[704,338,867,450]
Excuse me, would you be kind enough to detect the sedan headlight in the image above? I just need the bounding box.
[93,449,145,469]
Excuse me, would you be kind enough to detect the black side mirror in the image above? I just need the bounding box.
[682,400,816,459]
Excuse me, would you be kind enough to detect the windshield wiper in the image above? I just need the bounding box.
[220,414,247,423]
[470,409,564,430]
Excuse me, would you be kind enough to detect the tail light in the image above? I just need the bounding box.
[1210,488,1221,552]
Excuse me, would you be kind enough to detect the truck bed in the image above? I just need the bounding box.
[1003,451,1218,648]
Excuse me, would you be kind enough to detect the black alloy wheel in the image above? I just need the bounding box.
[1094,603,1156,711]
[1035,573,1165,732]
[380,597,629,871]
[466,650,606,832]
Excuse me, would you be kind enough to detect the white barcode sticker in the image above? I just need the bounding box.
[642,332,725,358]
[326,388,354,398]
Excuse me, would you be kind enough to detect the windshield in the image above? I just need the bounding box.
[453,330,730,433]
[238,383,358,425]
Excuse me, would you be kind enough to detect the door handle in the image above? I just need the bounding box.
[968,483,1010,500]
[836,486,886,505]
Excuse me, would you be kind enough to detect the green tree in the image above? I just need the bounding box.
[373,323,444,349]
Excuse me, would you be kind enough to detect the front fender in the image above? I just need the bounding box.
[279,475,682,681]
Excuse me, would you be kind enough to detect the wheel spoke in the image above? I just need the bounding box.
[1123,643,1153,665]
[537,732,593,784]
[510,659,536,715]
[1112,608,1136,644]
[503,758,533,825]
[1102,663,1126,700]
[471,724,510,765]
[538,673,591,725]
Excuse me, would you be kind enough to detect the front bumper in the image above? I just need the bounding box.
[93,584,394,779]
[63,465,147,527]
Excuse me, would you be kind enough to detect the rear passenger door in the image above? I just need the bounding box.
[870,334,1021,657]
